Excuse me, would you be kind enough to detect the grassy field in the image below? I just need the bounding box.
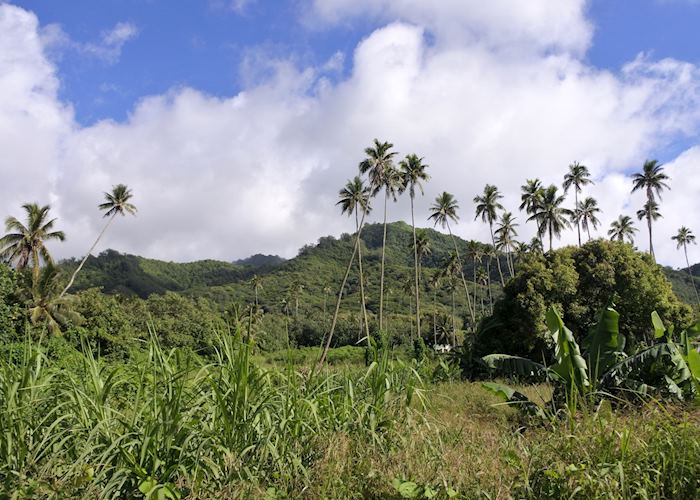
[1,334,699,499]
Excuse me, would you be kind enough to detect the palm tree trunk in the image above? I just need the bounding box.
[472,257,478,318]
[31,248,40,287]
[446,223,476,325]
[356,210,370,344]
[451,287,456,347]
[490,222,505,286]
[587,225,592,241]
[575,190,581,247]
[318,210,367,369]
[433,285,437,345]
[549,224,553,253]
[684,243,700,307]
[486,257,494,314]
[60,213,117,298]
[379,189,388,332]
[410,194,421,340]
[648,214,654,262]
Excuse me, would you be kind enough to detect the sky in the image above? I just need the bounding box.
[1,0,699,268]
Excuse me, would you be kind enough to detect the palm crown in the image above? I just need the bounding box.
[608,215,637,243]
[0,203,65,272]
[474,184,504,224]
[99,184,137,218]
[672,226,696,249]
[358,139,399,197]
[563,162,593,195]
[631,160,670,201]
[337,176,372,217]
[428,192,459,229]
[398,154,430,198]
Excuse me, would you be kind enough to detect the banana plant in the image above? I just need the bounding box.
[482,306,700,413]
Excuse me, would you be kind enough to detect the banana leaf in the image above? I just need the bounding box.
[481,354,547,380]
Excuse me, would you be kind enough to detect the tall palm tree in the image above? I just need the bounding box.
[250,274,263,307]
[636,200,662,258]
[428,272,441,345]
[520,178,544,247]
[337,176,372,342]
[399,154,430,338]
[359,139,399,332]
[474,184,506,286]
[576,197,601,241]
[563,162,594,246]
[528,185,571,252]
[0,203,65,283]
[631,159,670,261]
[466,241,482,315]
[495,211,518,277]
[440,252,460,347]
[428,192,475,324]
[608,215,637,244]
[672,226,700,306]
[412,229,432,280]
[60,184,137,297]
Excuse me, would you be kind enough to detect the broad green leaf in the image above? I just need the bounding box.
[585,306,624,378]
[547,307,589,390]
[481,354,547,379]
[651,311,666,339]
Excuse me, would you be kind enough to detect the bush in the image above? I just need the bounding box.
[479,241,693,358]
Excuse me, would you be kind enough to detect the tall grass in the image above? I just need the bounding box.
[0,329,422,497]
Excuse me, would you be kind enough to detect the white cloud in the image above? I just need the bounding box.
[1,2,700,268]
[41,20,137,64]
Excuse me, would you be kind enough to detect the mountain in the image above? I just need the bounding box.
[663,265,700,307]
[234,254,286,269]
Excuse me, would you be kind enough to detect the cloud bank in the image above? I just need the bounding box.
[0,2,699,267]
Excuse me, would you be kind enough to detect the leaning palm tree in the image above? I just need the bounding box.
[359,139,399,332]
[495,211,518,277]
[0,203,65,283]
[576,196,601,241]
[608,215,637,244]
[672,226,699,306]
[520,178,544,247]
[528,185,571,252]
[474,185,506,286]
[399,154,430,337]
[631,159,670,261]
[428,192,475,324]
[61,184,137,297]
[636,200,662,259]
[337,176,372,342]
[563,162,594,246]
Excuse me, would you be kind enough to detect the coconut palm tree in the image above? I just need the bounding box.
[576,196,601,241]
[359,139,399,332]
[672,226,699,306]
[337,176,372,341]
[520,178,544,246]
[563,162,594,246]
[495,211,518,277]
[440,252,461,347]
[608,215,637,244]
[484,245,496,314]
[0,203,65,283]
[428,192,475,324]
[250,274,263,307]
[528,185,571,252]
[26,263,81,336]
[428,272,441,345]
[636,200,662,258]
[631,159,670,261]
[412,229,432,279]
[466,241,482,315]
[474,185,506,286]
[61,184,137,297]
[399,153,430,337]
[290,279,304,319]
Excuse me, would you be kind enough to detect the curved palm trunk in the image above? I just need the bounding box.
[433,284,437,345]
[318,210,367,369]
[446,222,476,325]
[356,210,370,344]
[489,222,506,286]
[472,257,478,319]
[410,194,421,340]
[486,257,494,314]
[451,287,456,347]
[648,215,655,262]
[586,225,592,241]
[379,190,389,332]
[60,213,117,298]
[683,243,700,307]
[31,248,40,287]
[549,224,554,253]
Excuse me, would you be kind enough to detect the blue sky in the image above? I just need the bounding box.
[15,0,700,126]
[1,0,700,265]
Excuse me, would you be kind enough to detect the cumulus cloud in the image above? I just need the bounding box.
[1,2,699,267]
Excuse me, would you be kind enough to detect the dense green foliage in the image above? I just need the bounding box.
[480,240,693,357]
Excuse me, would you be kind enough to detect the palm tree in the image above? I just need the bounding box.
[359,139,399,332]
[428,192,475,324]
[26,263,81,336]
[528,185,571,252]
[61,184,137,297]
[636,200,662,257]
[466,241,482,316]
[250,274,263,307]
[520,178,544,247]
[672,227,699,306]
[576,197,601,241]
[290,279,304,319]
[631,159,670,261]
[484,245,496,314]
[428,273,441,345]
[440,252,460,347]
[399,153,430,338]
[322,285,332,325]
[337,176,372,341]
[495,211,518,277]
[0,203,65,283]
[608,215,637,244]
[563,162,594,246]
[474,185,506,286]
